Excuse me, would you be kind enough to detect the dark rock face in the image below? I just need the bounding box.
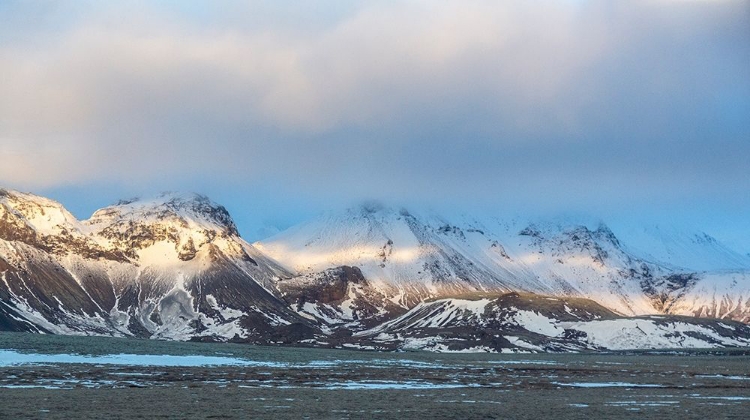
[489,292,619,322]
[98,221,181,259]
[282,266,366,306]
[0,256,14,273]
[0,250,112,332]
[519,225,541,237]
[275,266,405,330]
[174,195,239,237]
[559,226,610,266]
[0,304,49,333]
[43,228,130,262]
[178,238,197,261]
[0,203,39,246]
[641,273,699,313]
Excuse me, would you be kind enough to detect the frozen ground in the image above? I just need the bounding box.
[0,332,749,419]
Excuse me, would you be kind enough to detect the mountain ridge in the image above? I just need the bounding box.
[258,203,750,327]
[1,189,749,352]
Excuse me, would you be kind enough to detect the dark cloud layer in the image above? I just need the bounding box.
[0,1,748,245]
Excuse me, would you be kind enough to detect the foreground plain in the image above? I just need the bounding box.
[0,333,749,419]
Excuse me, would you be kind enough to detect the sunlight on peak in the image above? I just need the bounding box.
[256,242,427,273]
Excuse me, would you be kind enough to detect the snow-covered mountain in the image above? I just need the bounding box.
[611,224,750,272]
[353,293,750,352]
[1,190,749,353]
[257,204,750,326]
[0,189,312,342]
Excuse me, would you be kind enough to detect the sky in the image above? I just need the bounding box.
[0,0,748,248]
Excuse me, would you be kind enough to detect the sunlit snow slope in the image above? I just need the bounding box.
[258,204,750,324]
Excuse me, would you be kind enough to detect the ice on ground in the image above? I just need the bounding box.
[690,396,750,401]
[486,360,559,366]
[0,350,281,367]
[694,375,750,380]
[0,350,455,370]
[553,382,665,388]
[319,381,479,390]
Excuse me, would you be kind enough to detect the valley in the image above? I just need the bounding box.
[0,333,749,419]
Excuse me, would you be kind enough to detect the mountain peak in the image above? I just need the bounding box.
[345,201,409,219]
[87,192,239,237]
[0,188,80,235]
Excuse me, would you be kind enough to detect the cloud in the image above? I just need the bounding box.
[0,0,747,221]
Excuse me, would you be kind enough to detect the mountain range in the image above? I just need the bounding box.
[1,188,749,352]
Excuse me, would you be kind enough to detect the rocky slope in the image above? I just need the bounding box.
[0,189,313,343]
[352,293,750,352]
